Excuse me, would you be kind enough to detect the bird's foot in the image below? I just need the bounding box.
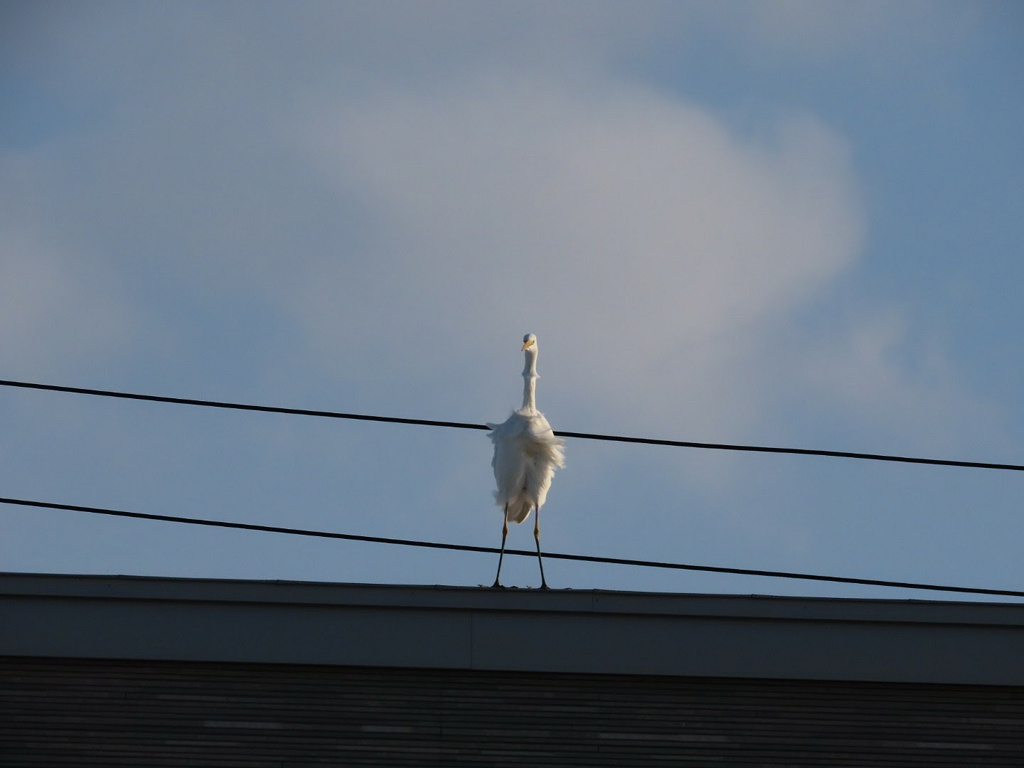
[539,582,550,590]
[491,580,506,589]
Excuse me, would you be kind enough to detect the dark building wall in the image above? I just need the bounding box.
[3,655,1023,767]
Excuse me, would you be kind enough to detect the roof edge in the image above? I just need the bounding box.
[4,572,1024,685]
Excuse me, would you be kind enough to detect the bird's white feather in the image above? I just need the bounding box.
[488,408,566,522]
[488,333,565,524]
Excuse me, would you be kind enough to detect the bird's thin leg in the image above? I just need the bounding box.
[492,509,509,588]
[534,507,548,590]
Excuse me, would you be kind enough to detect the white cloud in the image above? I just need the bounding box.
[298,74,864,439]
[1,1,995,456]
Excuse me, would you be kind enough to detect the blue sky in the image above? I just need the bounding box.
[2,1,1022,599]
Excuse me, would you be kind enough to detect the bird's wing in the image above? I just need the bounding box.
[488,410,564,520]
[523,412,566,465]
[488,413,530,510]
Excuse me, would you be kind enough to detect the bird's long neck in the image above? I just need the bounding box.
[521,347,538,413]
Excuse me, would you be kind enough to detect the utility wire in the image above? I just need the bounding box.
[0,379,480,431]
[3,495,1023,599]
[2,379,1022,472]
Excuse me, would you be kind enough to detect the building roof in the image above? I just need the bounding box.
[4,572,1024,685]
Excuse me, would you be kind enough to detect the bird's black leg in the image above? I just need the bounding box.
[534,507,548,590]
[492,510,509,588]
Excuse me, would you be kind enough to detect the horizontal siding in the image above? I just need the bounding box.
[2,656,1023,766]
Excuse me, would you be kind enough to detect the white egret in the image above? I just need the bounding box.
[487,333,566,589]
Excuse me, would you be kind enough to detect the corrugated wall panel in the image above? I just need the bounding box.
[2,656,1023,766]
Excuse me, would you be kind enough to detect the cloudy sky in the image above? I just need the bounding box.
[2,0,1022,599]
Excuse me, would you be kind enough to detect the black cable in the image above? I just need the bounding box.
[3,495,1023,599]
[2,378,1022,472]
[0,379,485,431]
[553,431,1024,471]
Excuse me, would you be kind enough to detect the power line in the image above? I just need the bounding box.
[3,495,1023,599]
[0,379,484,431]
[2,378,1022,472]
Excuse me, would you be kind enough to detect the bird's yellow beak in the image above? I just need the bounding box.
[521,338,535,351]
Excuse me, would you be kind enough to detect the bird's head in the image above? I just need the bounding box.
[521,333,537,351]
